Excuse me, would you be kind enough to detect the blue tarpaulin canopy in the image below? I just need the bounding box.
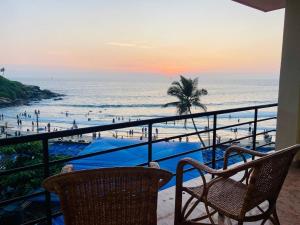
[71,138,203,176]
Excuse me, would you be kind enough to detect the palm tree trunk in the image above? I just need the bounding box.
[188,108,206,147]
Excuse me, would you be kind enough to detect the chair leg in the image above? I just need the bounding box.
[218,213,225,225]
[204,204,216,225]
[260,218,268,225]
[272,208,280,225]
[225,217,233,225]
[174,190,183,225]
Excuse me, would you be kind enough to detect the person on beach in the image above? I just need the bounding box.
[234,128,238,139]
[217,136,221,144]
[47,123,51,132]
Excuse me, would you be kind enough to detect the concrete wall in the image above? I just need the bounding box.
[276,0,300,161]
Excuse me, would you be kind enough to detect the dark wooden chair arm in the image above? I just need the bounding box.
[149,161,172,187]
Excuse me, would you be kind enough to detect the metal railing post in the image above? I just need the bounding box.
[42,139,52,225]
[252,108,258,160]
[212,114,217,178]
[148,123,153,166]
[252,109,258,150]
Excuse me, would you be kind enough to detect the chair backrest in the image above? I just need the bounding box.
[43,167,172,225]
[242,145,300,212]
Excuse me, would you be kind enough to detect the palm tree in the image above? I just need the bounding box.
[163,75,208,147]
[0,67,5,76]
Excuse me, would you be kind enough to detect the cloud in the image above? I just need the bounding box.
[106,42,153,49]
[47,50,70,56]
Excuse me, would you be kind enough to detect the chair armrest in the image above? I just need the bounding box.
[178,158,220,175]
[223,146,268,169]
[149,162,172,188]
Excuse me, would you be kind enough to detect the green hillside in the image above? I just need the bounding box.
[0,75,61,107]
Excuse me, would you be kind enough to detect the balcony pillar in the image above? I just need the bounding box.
[276,0,300,163]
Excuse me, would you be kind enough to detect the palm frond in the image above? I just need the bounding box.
[162,101,180,108]
[167,86,184,98]
[191,77,199,92]
[192,101,207,111]
[180,76,194,97]
[171,81,184,91]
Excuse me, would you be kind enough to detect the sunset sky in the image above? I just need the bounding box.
[0,0,285,77]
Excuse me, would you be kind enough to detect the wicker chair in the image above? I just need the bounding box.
[43,164,172,225]
[174,144,300,225]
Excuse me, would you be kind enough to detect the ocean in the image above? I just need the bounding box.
[0,75,279,141]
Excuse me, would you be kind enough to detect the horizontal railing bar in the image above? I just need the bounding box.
[141,130,276,166]
[215,134,254,147]
[48,141,149,165]
[216,120,255,131]
[152,118,276,143]
[0,162,45,176]
[182,161,213,175]
[256,142,275,149]
[0,103,277,146]
[22,216,47,225]
[152,129,214,143]
[0,190,45,206]
[256,129,276,136]
[21,211,63,225]
[215,129,276,147]
[257,117,277,122]
[137,145,214,167]
[154,145,212,163]
[0,141,149,177]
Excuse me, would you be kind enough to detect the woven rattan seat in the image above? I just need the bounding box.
[174,145,300,225]
[185,178,247,218]
[43,165,172,225]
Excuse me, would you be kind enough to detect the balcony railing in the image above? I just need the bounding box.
[0,103,277,225]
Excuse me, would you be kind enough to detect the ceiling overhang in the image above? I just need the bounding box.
[232,0,285,12]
